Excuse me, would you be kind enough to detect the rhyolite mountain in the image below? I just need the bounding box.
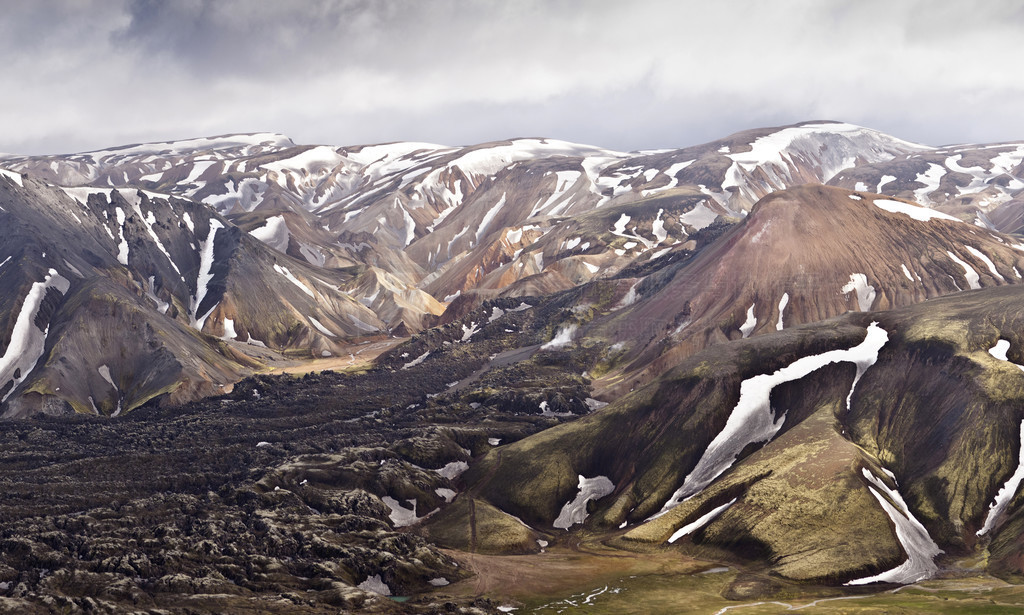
[589,183,1024,398]
[0,174,385,417]
[1,120,1007,417]
[3,122,1024,611]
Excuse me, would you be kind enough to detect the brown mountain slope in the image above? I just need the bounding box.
[592,184,1024,398]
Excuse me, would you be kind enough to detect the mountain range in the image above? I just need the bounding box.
[2,121,1024,612]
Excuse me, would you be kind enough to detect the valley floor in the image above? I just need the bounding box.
[436,544,1024,614]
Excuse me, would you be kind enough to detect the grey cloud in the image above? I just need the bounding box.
[2,0,1024,155]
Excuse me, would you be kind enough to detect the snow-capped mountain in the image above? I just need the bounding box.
[0,120,1006,416]
[0,121,931,320]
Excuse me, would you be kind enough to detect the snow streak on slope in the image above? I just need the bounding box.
[667,498,737,543]
[135,203,183,277]
[273,264,314,298]
[553,475,615,529]
[0,269,71,401]
[191,220,223,330]
[846,468,942,585]
[946,251,981,290]
[776,293,789,331]
[965,246,1004,281]
[651,323,889,518]
[978,419,1024,536]
[114,207,129,265]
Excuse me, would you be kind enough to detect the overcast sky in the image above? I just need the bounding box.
[2,0,1023,155]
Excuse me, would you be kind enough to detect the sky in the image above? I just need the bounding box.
[2,0,1024,155]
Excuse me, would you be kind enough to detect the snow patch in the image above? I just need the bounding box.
[739,303,756,338]
[98,365,116,390]
[652,209,668,244]
[913,163,947,205]
[553,475,615,529]
[873,199,961,223]
[435,461,469,480]
[877,174,897,192]
[487,306,505,323]
[357,574,391,596]
[988,339,1024,373]
[249,215,290,253]
[542,324,578,350]
[460,322,480,342]
[841,273,876,312]
[0,168,23,187]
[382,496,422,527]
[402,351,430,369]
[679,201,720,230]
